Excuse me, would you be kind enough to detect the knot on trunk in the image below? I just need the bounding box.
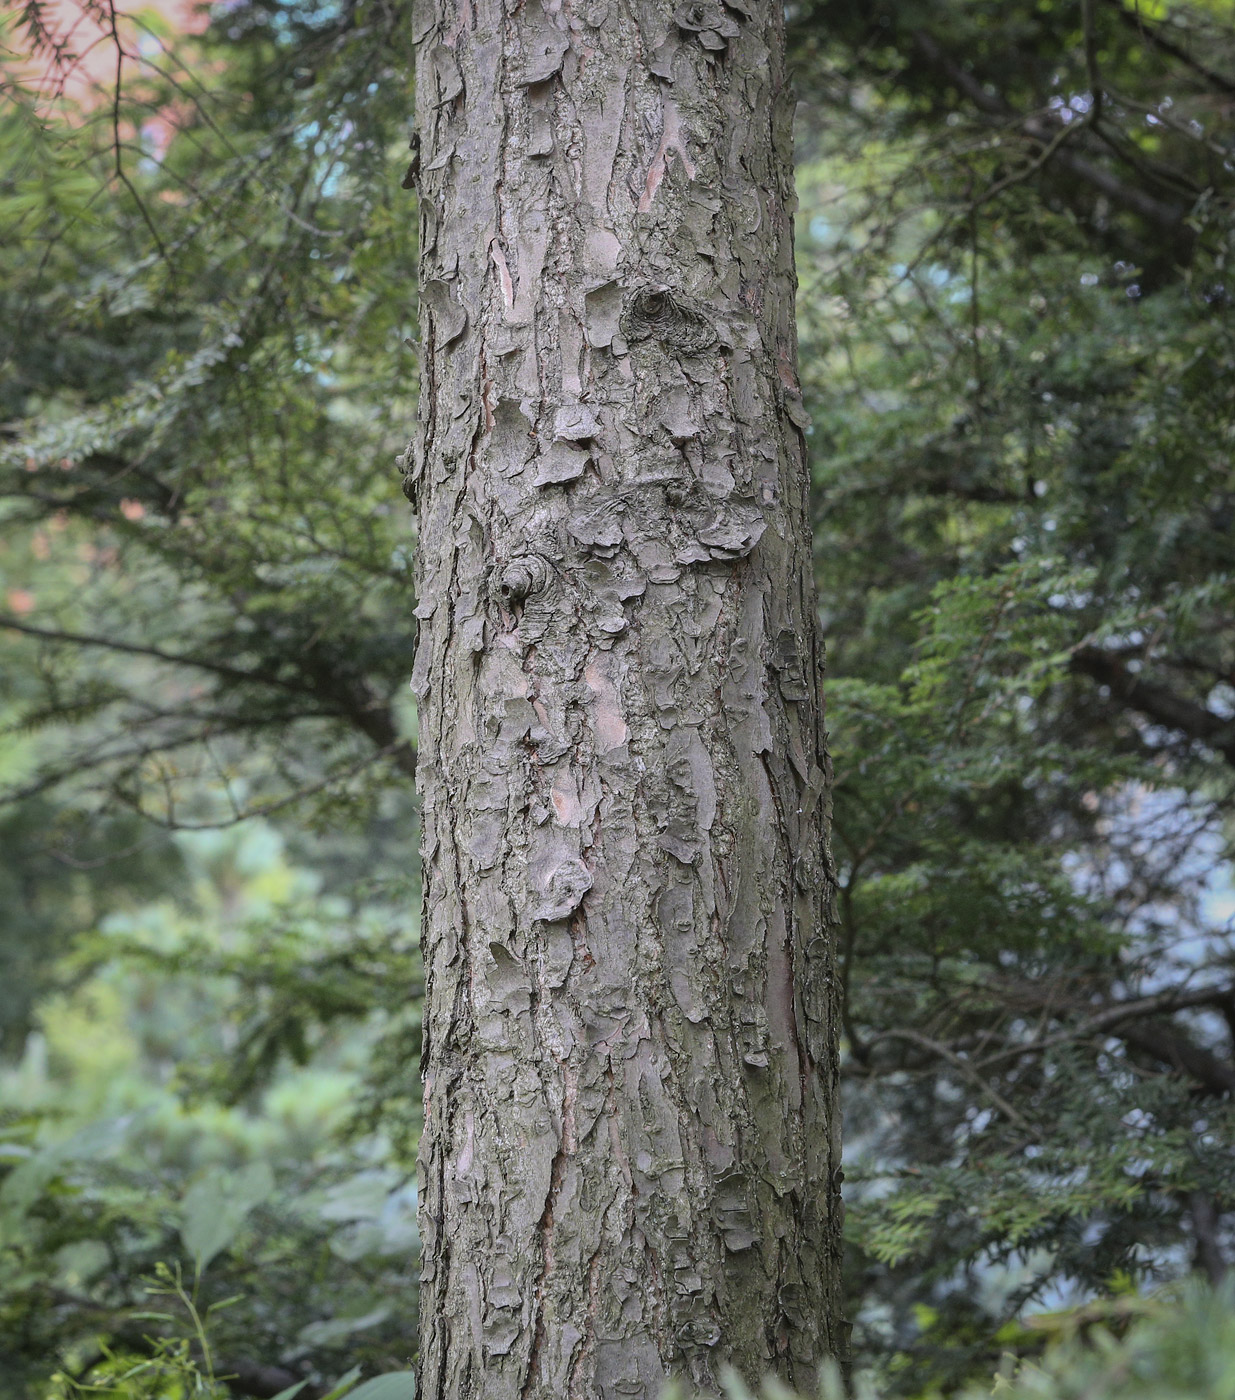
[495,552,553,604]
[621,287,718,356]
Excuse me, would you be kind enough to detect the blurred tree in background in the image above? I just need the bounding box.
[0,0,1233,1394]
[788,0,1235,1390]
[2,2,422,1393]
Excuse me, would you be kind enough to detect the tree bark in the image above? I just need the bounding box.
[407,1,842,1394]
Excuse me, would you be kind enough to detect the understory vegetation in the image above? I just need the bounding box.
[2,0,1233,1394]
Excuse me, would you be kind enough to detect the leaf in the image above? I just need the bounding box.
[1,1115,138,1221]
[298,1304,392,1347]
[344,1375,417,1400]
[320,1367,363,1400]
[180,1160,275,1272]
[317,1170,394,1222]
[268,1385,308,1400]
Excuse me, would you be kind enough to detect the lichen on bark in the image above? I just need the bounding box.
[407,1,842,1394]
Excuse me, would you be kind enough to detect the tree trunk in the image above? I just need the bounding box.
[406,1,842,1394]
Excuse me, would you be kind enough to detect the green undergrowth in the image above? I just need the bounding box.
[665,1282,1235,1400]
[37,1277,1235,1399]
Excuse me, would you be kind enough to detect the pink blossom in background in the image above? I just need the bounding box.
[15,0,210,109]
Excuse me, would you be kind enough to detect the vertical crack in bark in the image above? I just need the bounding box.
[569,1239,606,1400]
[519,1132,571,1400]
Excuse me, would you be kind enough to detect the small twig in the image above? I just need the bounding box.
[0,614,309,695]
[865,1027,1035,1132]
[103,0,166,260]
[128,739,412,831]
[1082,0,1104,124]
[975,981,1235,1070]
[1102,0,1235,98]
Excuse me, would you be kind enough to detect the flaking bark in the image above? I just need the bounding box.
[406,0,842,1393]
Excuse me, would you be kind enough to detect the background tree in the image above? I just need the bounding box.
[787,0,1235,1389]
[2,5,424,1394]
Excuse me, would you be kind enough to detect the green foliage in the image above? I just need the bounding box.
[0,6,426,1386]
[787,0,1235,1388]
[1,0,419,832]
[181,1162,276,1274]
[0,824,421,1395]
[37,1265,419,1400]
[976,1284,1235,1400]
[333,1376,417,1400]
[668,1281,1235,1397]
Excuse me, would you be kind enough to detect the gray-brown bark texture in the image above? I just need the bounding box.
[405,0,842,1393]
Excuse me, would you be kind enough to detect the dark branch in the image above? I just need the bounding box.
[857,982,1235,1104]
[0,615,309,696]
[1102,0,1235,98]
[910,27,1194,242]
[1071,645,1235,767]
[1188,1191,1229,1286]
[1120,1017,1235,1098]
[219,1358,331,1400]
[0,615,418,783]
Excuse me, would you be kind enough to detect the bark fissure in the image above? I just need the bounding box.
[410,0,842,1392]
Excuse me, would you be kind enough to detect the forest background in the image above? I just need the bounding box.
[2,0,1235,1395]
